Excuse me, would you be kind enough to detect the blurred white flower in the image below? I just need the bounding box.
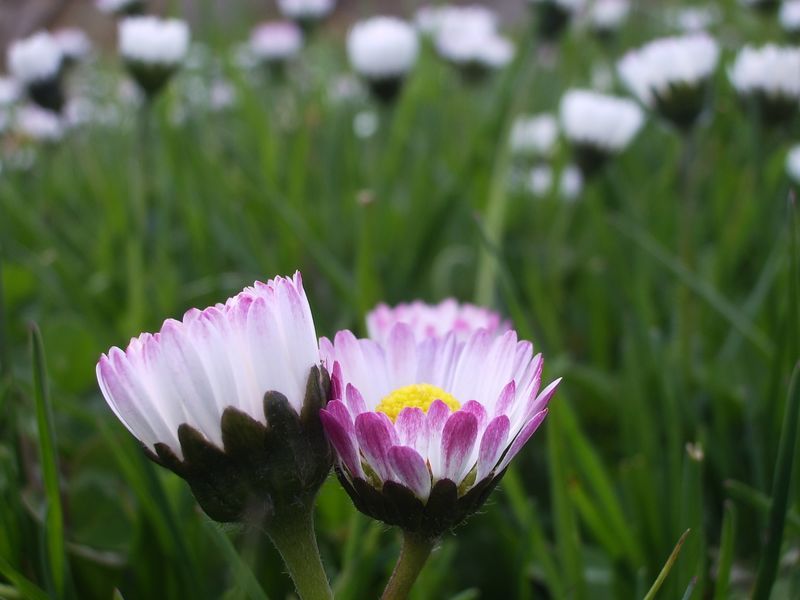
[119,16,190,66]
[560,89,644,152]
[787,145,800,183]
[671,6,720,32]
[619,34,719,105]
[510,113,559,157]
[8,32,63,84]
[618,33,719,128]
[96,0,143,15]
[278,0,335,22]
[348,17,419,80]
[15,105,64,141]
[353,110,379,138]
[559,164,583,200]
[435,11,514,72]
[415,4,497,37]
[729,44,800,122]
[250,21,303,63]
[54,28,92,62]
[589,0,631,34]
[780,1,800,33]
[528,165,554,196]
[0,78,21,106]
[209,80,237,111]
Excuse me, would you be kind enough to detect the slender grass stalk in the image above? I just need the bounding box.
[643,529,691,600]
[381,532,436,600]
[713,501,737,600]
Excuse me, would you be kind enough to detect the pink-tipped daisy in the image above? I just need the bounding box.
[366,299,510,344]
[96,272,332,522]
[319,325,559,536]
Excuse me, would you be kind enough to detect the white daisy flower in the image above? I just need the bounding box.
[787,144,800,184]
[347,17,419,103]
[119,16,190,96]
[729,44,800,123]
[8,32,63,85]
[54,28,92,62]
[435,12,514,77]
[0,77,21,107]
[250,21,303,64]
[780,1,800,34]
[560,89,644,174]
[15,105,64,142]
[618,33,719,128]
[589,0,631,35]
[277,0,335,27]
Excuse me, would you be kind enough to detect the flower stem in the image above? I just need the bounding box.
[265,502,333,600]
[381,532,436,600]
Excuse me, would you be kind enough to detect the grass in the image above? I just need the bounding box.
[1,1,799,598]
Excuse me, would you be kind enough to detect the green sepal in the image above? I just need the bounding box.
[146,365,333,524]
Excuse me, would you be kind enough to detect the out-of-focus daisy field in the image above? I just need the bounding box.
[1,0,799,598]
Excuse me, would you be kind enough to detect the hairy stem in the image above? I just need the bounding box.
[381,532,436,600]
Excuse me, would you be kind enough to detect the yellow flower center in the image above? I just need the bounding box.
[375,384,461,422]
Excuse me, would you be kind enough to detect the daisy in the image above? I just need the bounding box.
[277,0,335,31]
[96,273,331,523]
[53,28,92,64]
[7,32,65,112]
[119,16,190,97]
[319,325,559,537]
[347,17,419,104]
[618,33,719,129]
[434,10,514,79]
[781,1,800,35]
[250,21,303,69]
[559,89,644,175]
[366,299,509,344]
[588,0,631,37]
[729,44,800,124]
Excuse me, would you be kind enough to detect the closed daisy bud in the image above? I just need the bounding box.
[119,16,190,99]
[781,1,800,38]
[96,273,332,524]
[319,326,559,539]
[347,17,419,104]
[96,0,146,17]
[729,44,800,125]
[559,89,644,177]
[788,145,800,184]
[367,299,510,344]
[277,0,335,33]
[8,32,65,113]
[527,0,584,40]
[618,33,719,131]
[250,21,303,76]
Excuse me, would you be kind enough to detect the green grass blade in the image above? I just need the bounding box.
[0,554,50,600]
[202,519,269,600]
[643,529,691,600]
[751,364,800,599]
[724,480,800,534]
[30,324,67,598]
[713,501,737,600]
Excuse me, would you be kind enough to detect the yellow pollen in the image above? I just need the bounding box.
[375,384,460,422]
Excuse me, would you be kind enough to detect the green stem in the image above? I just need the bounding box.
[381,532,436,600]
[265,503,333,600]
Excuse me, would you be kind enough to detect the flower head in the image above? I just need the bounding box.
[119,16,190,97]
[433,8,514,80]
[366,299,510,344]
[589,0,631,36]
[320,326,559,537]
[54,28,92,63]
[618,33,719,129]
[277,0,335,29]
[347,17,419,103]
[510,113,559,158]
[415,4,498,37]
[781,1,800,35]
[559,89,644,175]
[96,273,332,522]
[559,164,584,201]
[250,21,303,65]
[0,78,21,107]
[15,105,64,142]
[788,144,800,184]
[729,44,800,124]
[8,32,65,112]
